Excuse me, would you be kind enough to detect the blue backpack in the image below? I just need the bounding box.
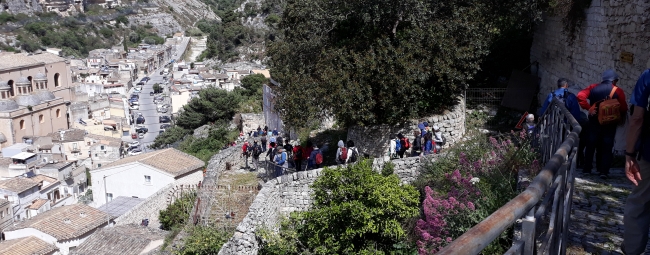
[395,139,401,151]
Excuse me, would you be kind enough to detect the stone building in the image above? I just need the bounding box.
[85,133,123,169]
[0,197,12,234]
[0,53,74,148]
[70,224,167,255]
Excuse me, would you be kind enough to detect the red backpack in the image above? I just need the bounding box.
[403,137,410,149]
[340,147,348,161]
[315,152,323,164]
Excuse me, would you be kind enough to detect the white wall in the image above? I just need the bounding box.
[4,227,99,255]
[90,162,176,207]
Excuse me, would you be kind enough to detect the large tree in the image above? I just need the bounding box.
[268,0,544,127]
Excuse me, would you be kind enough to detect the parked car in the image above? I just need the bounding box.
[131,133,138,139]
[150,92,154,96]
[159,116,171,123]
[136,116,145,124]
[135,126,148,134]
[130,94,139,99]
[128,141,140,147]
[134,87,142,92]
[159,129,165,134]
[129,105,139,110]
[138,133,145,139]
[103,125,115,131]
[157,107,168,113]
[136,82,145,86]
[129,149,143,156]
[160,123,171,129]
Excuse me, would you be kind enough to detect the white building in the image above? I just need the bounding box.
[0,177,42,221]
[89,148,204,207]
[3,203,113,255]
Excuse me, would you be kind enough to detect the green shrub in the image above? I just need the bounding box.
[159,192,197,230]
[174,226,230,255]
[258,160,420,254]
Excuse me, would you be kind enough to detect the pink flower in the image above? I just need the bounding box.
[467,202,475,210]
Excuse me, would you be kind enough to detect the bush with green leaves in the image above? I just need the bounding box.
[159,192,197,230]
[175,87,241,130]
[258,160,420,254]
[174,226,230,255]
[179,124,239,162]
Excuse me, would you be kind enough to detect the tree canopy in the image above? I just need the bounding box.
[268,0,544,127]
[175,87,241,130]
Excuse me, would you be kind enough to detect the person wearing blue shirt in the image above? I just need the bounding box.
[622,68,650,255]
[539,78,582,122]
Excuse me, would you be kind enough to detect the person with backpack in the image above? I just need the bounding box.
[260,132,268,152]
[272,128,279,136]
[293,144,304,171]
[267,142,277,163]
[423,132,434,155]
[284,140,294,168]
[412,130,423,157]
[336,140,348,165]
[622,67,650,255]
[309,145,323,169]
[251,140,262,171]
[397,133,409,158]
[577,69,628,178]
[274,147,288,178]
[304,140,314,169]
[347,140,360,163]
[539,78,582,121]
[432,126,445,153]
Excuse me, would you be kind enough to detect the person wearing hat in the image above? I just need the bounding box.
[577,69,628,178]
[622,64,650,255]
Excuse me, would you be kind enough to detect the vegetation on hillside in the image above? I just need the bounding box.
[159,192,197,230]
[267,0,547,127]
[234,73,267,113]
[257,160,420,254]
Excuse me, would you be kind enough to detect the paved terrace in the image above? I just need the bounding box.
[568,168,633,255]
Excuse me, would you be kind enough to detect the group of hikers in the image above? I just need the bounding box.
[538,68,650,255]
[389,123,447,159]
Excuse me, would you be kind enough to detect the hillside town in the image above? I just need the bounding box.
[0,31,272,253]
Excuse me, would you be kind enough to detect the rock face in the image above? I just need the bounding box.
[127,12,183,36]
[4,0,43,14]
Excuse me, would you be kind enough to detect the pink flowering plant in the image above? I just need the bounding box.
[413,129,540,254]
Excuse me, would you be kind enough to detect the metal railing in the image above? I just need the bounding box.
[437,97,581,255]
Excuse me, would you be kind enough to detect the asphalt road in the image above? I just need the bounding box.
[123,37,191,151]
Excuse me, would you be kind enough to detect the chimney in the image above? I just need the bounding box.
[63,218,71,224]
[79,212,87,218]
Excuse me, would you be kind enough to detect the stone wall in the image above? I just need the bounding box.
[530,0,650,151]
[218,154,438,254]
[348,97,465,158]
[240,113,265,135]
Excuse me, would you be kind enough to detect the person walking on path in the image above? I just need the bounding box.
[251,140,262,171]
[622,68,650,255]
[336,140,348,165]
[309,145,323,169]
[274,147,287,178]
[397,133,408,158]
[432,126,445,153]
[423,132,434,155]
[346,140,360,163]
[577,69,628,178]
[389,135,397,159]
[539,78,582,121]
[304,140,314,169]
[293,143,304,171]
[241,141,250,169]
[411,130,422,157]
[267,142,277,163]
[260,132,268,152]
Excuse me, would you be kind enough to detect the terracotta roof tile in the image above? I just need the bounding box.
[71,224,167,255]
[0,177,39,193]
[0,198,9,207]
[6,203,113,240]
[28,53,66,64]
[99,148,204,177]
[27,198,49,210]
[0,54,41,69]
[48,129,86,142]
[0,236,58,255]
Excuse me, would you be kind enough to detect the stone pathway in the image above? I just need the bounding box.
[567,168,632,255]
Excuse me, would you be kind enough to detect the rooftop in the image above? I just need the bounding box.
[0,54,41,69]
[0,236,59,255]
[6,203,113,240]
[11,152,35,160]
[48,129,86,143]
[0,197,9,207]
[29,174,59,189]
[99,148,204,177]
[85,133,123,147]
[27,198,49,210]
[28,52,66,64]
[0,177,39,194]
[71,224,167,255]
[97,196,145,217]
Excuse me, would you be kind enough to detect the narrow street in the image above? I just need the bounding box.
[122,37,191,151]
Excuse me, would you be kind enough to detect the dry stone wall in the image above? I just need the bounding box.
[240,113,265,136]
[348,97,465,158]
[218,155,437,254]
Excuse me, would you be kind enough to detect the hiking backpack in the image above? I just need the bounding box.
[253,131,258,137]
[349,148,359,163]
[395,139,401,152]
[402,137,410,149]
[596,86,622,125]
[295,147,303,161]
[315,151,323,164]
[253,145,261,157]
[340,147,348,161]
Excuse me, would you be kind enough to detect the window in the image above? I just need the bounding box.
[54,73,60,87]
[56,109,61,118]
[97,163,101,167]
[144,175,151,184]
[1,210,4,218]
[73,143,78,150]
[39,114,44,123]
[7,80,13,97]
[19,120,25,130]
[100,145,105,150]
